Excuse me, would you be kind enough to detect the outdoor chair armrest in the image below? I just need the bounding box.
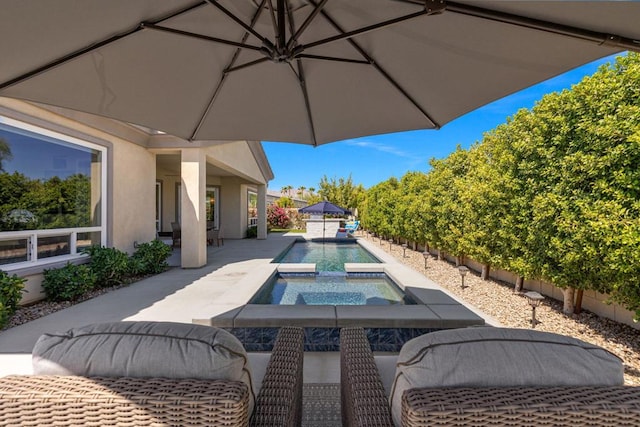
[402,386,640,426]
[0,376,250,426]
[250,326,305,427]
[340,327,394,427]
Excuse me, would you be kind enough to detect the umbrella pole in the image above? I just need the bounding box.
[323,216,326,242]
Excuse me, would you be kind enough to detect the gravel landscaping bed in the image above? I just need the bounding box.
[1,283,133,332]
[361,234,640,386]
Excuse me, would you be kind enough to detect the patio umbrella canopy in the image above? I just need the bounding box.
[299,201,350,239]
[1,1,640,145]
[299,201,351,216]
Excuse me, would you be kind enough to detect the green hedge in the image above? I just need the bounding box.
[361,53,640,320]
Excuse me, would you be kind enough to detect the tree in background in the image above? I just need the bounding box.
[318,174,365,212]
[280,185,293,197]
[275,196,294,208]
[360,177,399,239]
[521,53,640,315]
[394,172,430,247]
[477,109,541,288]
[297,186,306,198]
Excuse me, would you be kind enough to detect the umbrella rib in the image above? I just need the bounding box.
[299,6,443,52]
[225,57,271,74]
[203,0,275,52]
[310,2,440,129]
[277,0,287,53]
[141,23,263,52]
[445,1,640,53]
[190,0,270,140]
[290,60,319,146]
[297,54,370,65]
[286,0,329,51]
[265,0,280,51]
[0,2,208,91]
[284,2,318,146]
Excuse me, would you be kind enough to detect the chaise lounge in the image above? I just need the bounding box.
[340,327,640,426]
[0,322,304,427]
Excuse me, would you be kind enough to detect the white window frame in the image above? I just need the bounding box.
[0,116,108,271]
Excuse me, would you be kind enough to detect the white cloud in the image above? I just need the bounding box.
[343,139,412,158]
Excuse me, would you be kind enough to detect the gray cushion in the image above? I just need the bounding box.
[32,321,255,412]
[389,327,623,427]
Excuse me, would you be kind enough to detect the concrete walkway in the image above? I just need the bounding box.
[0,233,298,376]
[0,232,497,379]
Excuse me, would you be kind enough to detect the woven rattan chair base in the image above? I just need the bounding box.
[403,386,640,426]
[0,326,304,427]
[340,327,640,427]
[0,376,249,426]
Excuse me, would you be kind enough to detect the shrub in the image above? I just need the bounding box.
[0,270,26,328]
[246,225,257,238]
[42,263,96,301]
[130,240,172,275]
[83,245,131,288]
[275,196,294,208]
[287,209,306,230]
[0,302,8,329]
[0,270,26,313]
[267,204,290,229]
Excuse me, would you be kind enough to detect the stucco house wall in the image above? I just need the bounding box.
[0,98,274,303]
[110,140,156,254]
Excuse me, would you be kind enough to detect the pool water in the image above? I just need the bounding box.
[273,241,380,271]
[250,273,413,305]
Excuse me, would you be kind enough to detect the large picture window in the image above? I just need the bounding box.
[0,117,106,267]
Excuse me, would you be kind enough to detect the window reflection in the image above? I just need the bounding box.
[0,123,102,232]
[37,235,71,259]
[0,238,28,265]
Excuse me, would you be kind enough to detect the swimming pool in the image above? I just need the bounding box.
[273,240,380,271]
[249,272,414,305]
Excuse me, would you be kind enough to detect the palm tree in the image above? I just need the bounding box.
[297,186,306,198]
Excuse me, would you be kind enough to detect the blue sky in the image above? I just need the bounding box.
[263,54,620,192]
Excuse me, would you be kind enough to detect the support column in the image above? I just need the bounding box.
[257,184,267,240]
[180,148,207,268]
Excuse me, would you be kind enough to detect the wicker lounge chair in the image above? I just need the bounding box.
[0,324,304,427]
[340,327,640,427]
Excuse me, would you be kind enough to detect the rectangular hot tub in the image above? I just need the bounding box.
[248,272,416,305]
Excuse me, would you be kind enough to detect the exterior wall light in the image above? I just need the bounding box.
[524,291,544,328]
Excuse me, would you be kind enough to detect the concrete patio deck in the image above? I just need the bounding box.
[0,232,499,380]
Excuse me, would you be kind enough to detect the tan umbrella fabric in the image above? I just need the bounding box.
[1,1,639,145]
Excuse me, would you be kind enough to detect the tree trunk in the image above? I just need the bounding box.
[562,287,576,315]
[574,289,584,314]
[481,264,490,280]
[515,276,524,293]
